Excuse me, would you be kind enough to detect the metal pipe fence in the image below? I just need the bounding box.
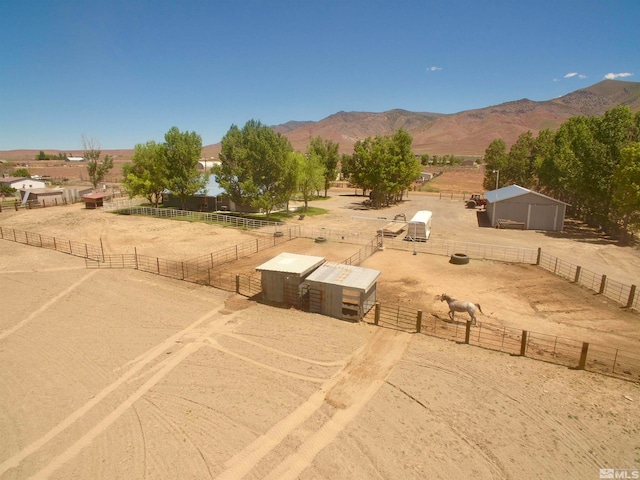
[538,251,639,311]
[368,302,640,383]
[384,237,538,263]
[0,226,103,261]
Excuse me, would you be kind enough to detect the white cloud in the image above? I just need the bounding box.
[564,72,587,79]
[426,66,442,72]
[604,72,634,80]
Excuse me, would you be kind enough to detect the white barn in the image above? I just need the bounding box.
[485,185,569,231]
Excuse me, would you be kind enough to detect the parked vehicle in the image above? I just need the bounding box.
[465,193,487,209]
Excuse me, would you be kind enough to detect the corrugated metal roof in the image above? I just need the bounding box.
[485,184,569,205]
[305,261,381,292]
[255,252,325,275]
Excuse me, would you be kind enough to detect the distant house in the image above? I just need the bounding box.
[0,176,46,190]
[66,156,84,162]
[162,175,259,213]
[484,185,569,231]
[197,160,219,172]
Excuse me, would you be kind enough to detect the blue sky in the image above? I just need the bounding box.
[1,0,638,150]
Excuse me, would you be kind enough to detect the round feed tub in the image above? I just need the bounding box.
[315,236,327,243]
[450,253,470,265]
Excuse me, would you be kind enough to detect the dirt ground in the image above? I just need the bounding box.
[1,184,640,479]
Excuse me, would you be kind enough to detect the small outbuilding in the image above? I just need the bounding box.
[82,193,108,209]
[256,252,326,305]
[302,261,381,322]
[485,185,569,231]
[20,188,64,205]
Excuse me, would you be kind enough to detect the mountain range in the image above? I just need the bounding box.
[260,79,640,157]
[3,80,639,162]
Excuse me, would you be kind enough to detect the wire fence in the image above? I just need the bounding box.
[538,251,639,310]
[383,237,538,263]
[366,302,640,383]
[0,226,103,261]
[2,222,638,382]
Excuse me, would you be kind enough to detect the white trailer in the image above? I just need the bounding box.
[405,210,432,242]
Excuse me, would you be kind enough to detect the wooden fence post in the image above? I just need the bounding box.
[599,275,607,294]
[577,342,589,370]
[374,303,380,326]
[573,266,581,283]
[464,320,472,344]
[520,330,528,356]
[416,310,422,333]
[626,285,637,309]
[536,248,541,265]
[235,274,240,294]
[134,247,138,270]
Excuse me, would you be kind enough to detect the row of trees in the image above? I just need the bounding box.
[122,121,420,217]
[35,151,68,160]
[214,120,340,217]
[482,106,640,241]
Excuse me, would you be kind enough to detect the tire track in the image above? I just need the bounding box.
[0,270,99,342]
[0,306,226,478]
[215,328,412,480]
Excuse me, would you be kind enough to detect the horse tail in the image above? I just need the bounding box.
[475,303,483,314]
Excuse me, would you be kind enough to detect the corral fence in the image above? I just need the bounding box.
[0,226,103,260]
[384,239,638,312]
[105,204,286,231]
[365,302,640,383]
[2,224,639,382]
[538,251,639,310]
[384,237,538,263]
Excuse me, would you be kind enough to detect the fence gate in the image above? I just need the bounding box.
[308,288,322,314]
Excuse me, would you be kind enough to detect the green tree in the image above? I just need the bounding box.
[121,141,168,207]
[307,136,339,197]
[83,135,114,190]
[214,120,294,218]
[164,127,205,210]
[296,151,324,210]
[482,139,507,190]
[503,131,537,188]
[13,167,30,177]
[347,129,419,208]
[611,142,640,243]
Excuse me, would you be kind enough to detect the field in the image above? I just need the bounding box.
[1,173,640,479]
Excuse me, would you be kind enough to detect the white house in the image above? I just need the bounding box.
[0,176,46,190]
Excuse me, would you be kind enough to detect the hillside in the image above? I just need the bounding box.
[2,80,639,164]
[275,79,640,156]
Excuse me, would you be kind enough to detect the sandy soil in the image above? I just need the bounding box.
[1,185,639,479]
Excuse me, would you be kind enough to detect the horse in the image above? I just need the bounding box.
[440,294,483,326]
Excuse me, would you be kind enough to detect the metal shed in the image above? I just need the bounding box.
[485,185,569,231]
[256,252,325,305]
[302,261,381,322]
